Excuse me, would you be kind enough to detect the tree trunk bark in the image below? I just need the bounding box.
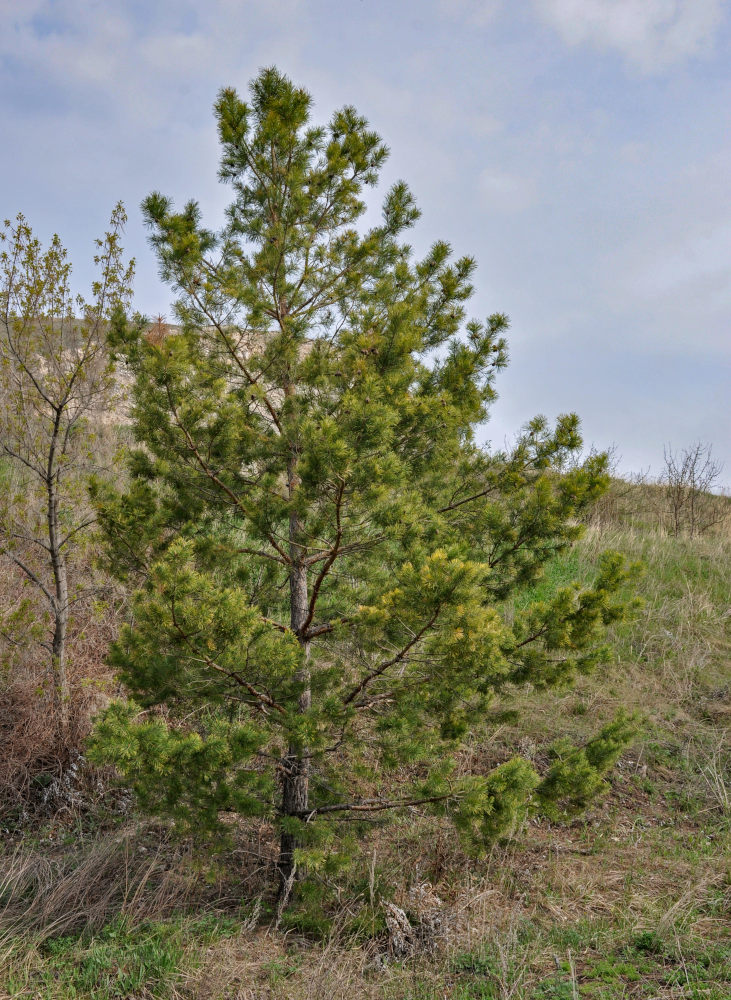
[48,478,69,730]
[278,430,311,891]
[51,590,69,727]
[279,559,311,885]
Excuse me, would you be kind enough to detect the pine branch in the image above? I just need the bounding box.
[342,604,443,706]
[297,791,455,817]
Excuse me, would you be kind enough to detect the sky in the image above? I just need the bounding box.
[1,0,729,484]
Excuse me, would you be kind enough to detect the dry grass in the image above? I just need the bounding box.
[0,830,194,949]
[0,556,126,822]
[586,477,731,540]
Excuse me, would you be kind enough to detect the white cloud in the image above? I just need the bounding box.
[533,0,724,71]
[0,0,308,126]
[604,151,731,356]
[436,0,503,28]
[478,169,536,213]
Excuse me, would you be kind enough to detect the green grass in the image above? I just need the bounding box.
[1,912,241,1000]
[528,935,731,1000]
[4,918,183,999]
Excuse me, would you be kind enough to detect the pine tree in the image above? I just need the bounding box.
[90,68,636,892]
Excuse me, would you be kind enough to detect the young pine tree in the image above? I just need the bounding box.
[91,69,636,891]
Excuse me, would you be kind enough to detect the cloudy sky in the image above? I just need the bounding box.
[2,0,729,483]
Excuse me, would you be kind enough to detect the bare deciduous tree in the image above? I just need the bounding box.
[661,442,726,537]
[0,205,133,725]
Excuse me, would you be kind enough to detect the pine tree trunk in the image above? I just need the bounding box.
[279,558,311,886]
[278,436,311,890]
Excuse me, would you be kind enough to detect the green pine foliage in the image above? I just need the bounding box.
[89,68,638,885]
[536,711,638,821]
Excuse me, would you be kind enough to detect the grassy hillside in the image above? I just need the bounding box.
[1,509,728,999]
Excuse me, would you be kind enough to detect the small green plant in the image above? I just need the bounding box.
[263,952,303,984]
[631,929,663,954]
[452,949,499,976]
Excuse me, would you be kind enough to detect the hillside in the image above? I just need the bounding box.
[1,496,728,1000]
